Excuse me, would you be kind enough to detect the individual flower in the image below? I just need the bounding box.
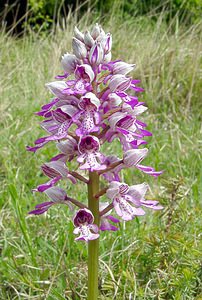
[106,181,163,221]
[28,105,78,152]
[106,182,146,221]
[114,91,139,108]
[77,136,105,171]
[73,208,99,241]
[33,161,77,193]
[91,23,105,39]
[123,149,148,167]
[74,26,84,42]
[123,149,163,177]
[106,112,149,151]
[75,92,100,136]
[129,183,163,210]
[101,33,112,54]
[29,186,72,215]
[61,53,81,74]
[83,30,94,48]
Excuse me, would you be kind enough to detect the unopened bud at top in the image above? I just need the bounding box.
[72,37,87,59]
[74,26,84,42]
[84,30,95,48]
[89,42,104,65]
[91,23,105,39]
[101,33,112,54]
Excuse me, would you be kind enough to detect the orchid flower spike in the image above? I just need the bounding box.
[28,23,163,242]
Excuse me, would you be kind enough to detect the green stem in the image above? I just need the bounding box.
[88,171,100,300]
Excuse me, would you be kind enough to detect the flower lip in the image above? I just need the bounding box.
[73,208,94,227]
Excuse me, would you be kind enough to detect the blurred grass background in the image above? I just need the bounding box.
[0,1,202,299]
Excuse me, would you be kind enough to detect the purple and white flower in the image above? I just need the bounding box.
[33,160,76,193]
[106,182,146,221]
[75,92,100,136]
[61,53,81,74]
[29,186,72,215]
[77,136,105,171]
[29,105,78,151]
[73,208,99,241]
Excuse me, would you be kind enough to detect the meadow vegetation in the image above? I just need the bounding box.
[0,8,202,300]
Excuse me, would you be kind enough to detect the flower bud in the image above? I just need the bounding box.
[74,26,84,42]
[61,53,81,74]
[109,74,131,92]
[113,61,135,75]
[89,42,104,65]
[84,30,94,48]
[72,37,87,59]
[101,33,112,54]
[91,23,102,39]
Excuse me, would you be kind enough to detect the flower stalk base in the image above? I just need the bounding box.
[88,171,99,300]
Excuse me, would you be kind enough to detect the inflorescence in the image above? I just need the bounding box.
[27,24,163,242]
